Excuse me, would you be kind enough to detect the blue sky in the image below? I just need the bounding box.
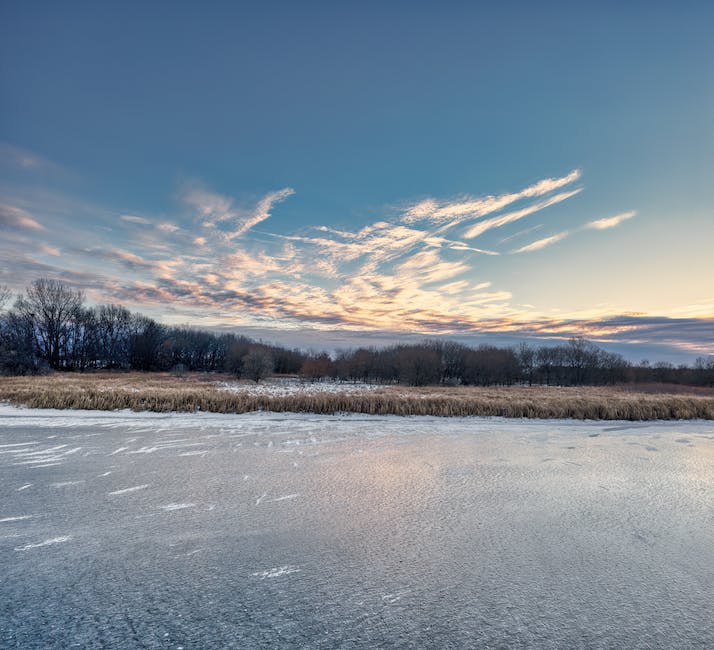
[1,1,712,361]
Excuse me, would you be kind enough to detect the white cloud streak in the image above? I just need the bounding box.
[512,231,569,253]
[402,169,581,225]
[585,210,636,230]
[463,188,582,239]
[120,214,151,225]
[228,187,295,239]
[183,185,295,239]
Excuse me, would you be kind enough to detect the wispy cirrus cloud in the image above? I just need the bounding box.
[229,188,295,239]
[402,168,581,225]
[183,184,295,239]
[511,209,637,254]
[183,187,235,226]
[5,167,673,347]
[463,188,581,239]
[585,210,636,230]
[512,231,570,253]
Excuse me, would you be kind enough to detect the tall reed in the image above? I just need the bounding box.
[1,374,712,419]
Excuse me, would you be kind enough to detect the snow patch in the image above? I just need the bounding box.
[217,377,383,397]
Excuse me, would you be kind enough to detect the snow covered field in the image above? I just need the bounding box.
[1,405,713,648]
[216,377,383,396]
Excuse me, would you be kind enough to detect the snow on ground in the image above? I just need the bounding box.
[216,377,384,396]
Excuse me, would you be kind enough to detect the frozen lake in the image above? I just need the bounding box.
[1,406,713,648]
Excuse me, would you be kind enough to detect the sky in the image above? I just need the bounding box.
[1,1,712,362]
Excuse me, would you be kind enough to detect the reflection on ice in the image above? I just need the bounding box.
[1,405,713,647]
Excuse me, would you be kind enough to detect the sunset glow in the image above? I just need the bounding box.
[1,3,712,361]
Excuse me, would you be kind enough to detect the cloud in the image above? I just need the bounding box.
[0,204,45,231]
[120,214,151,225]
[439,280,470,295]
[512,231,569,253]
[402,169,581,225]
[5,167,662,342]
[183,185,295,239]
[211,315,713,363]
[396,250,470,283]
[228,187,295,239]
[463,188,582,239]
[76,247,182,276]
[585,210,636,230]
[183,187,235,227]
[0,249,113,294]
[39,244,61,256]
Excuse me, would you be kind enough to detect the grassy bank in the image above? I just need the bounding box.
[1,373,713,419]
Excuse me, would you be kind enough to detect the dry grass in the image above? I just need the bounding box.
[1,373,713,420]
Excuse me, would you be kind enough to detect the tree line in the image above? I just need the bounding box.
[0,279,302,379]
[1,279,712,386]
[302,339,714,387]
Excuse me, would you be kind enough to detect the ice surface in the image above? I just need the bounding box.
[1,404,713,648]
[252,565,302,579]
[160,503,196,511]
[14,536,71,551]
[107,484,149,496]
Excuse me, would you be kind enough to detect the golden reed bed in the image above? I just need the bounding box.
[1,373,713,420]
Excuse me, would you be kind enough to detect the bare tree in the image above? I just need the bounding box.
[0,311,39,375]
[128,315,165,371]
[242,347,273,383]
[517,342,535,386]
[15,279,84,369]
[96,304,134,368]
[396,345,441,386]
[300,353,333,381]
